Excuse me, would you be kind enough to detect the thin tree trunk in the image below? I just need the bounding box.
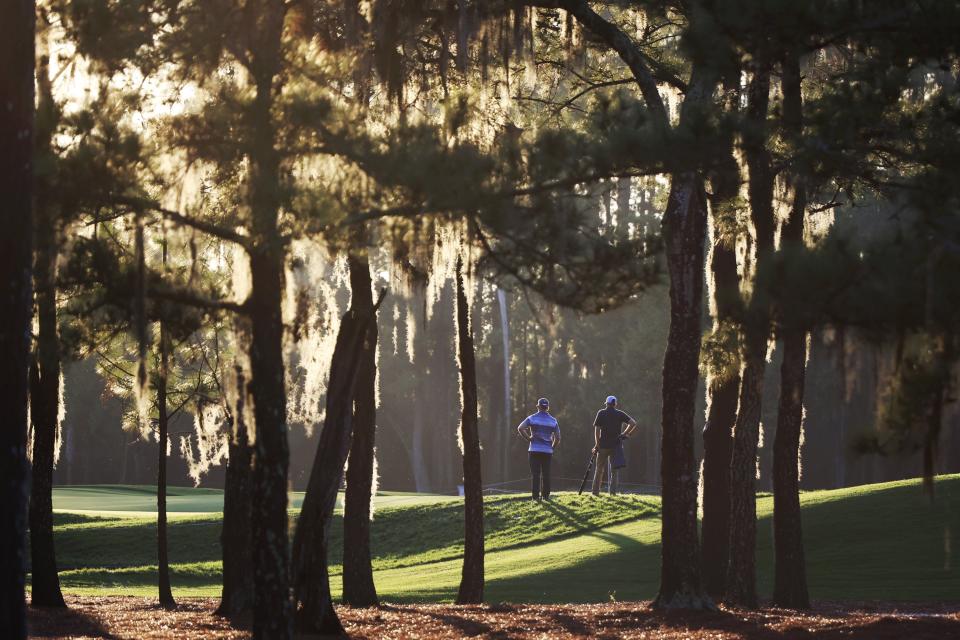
[0,1,35,633]
[292,257,383,635]
[496,288,511,482]
[157,316,176,609]
[217,365,254,617]
[653,64,716,611]
[455,255,484,604]
[29,46,65,610]
[247,7,291,636]
[772,49,810,609]
[343,253,379,608]
[411,296,432,492]
[700,145,742,600]
[727,63,775,609]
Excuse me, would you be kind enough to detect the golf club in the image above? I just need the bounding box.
[577,450,597,495]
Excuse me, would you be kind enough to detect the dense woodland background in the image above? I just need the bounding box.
[57,202,960,494]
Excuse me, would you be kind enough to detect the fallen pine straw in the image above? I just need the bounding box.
[27,596,960,639]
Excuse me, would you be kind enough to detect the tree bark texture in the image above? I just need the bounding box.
[653,64,717,611]
[246,6,291,636]
[29,49,65,609]
[157,317,176,609]
[701,142,740,598]
[772,50,811,610]
[342,255,380,608]
[292,256,382,635]
[29,215,65,608]
[772,330,810,608]
[455,255,484,604]
[727,64,775,609]
[0,2,35,634]
[655,171,710,609]
[700,149,742,600]
[217,366,255,617]
[249,248,291,640]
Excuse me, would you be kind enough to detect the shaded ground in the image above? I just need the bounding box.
[28,597,960,639]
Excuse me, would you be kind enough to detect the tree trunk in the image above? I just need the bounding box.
[654,171,710,610]
[727,63,775,609]
[772,49,811,610]
[653,65,717,611]
[247,7,291,636]
[292,256,382,635]
[249,247,291,639]
[29,45,65,610]
[217,365,254,617]
[772,331,810,608]
[342,254,379,608]
[496,288,511,482]
[157,243,176,609]
[156,329,176,608]
[700,149,742,600]
[0,1,35,634]
[411,297,432,492]
[455,255,484,604]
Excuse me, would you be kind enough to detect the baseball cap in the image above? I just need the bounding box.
[606,395,617,405]
[538,398,549,407]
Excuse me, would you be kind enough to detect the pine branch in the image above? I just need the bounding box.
[148,285,249,316]
[526,0,670,127]
[111,195,252,250]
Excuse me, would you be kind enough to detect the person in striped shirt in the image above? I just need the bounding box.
[517,397,561,501]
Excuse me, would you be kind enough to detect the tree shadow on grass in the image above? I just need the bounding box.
[28,605,120,639]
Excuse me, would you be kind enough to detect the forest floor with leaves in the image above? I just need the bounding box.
[27,596,960,639]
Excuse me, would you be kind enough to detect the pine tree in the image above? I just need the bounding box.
[455,252,484,604]
[28,41,66,609]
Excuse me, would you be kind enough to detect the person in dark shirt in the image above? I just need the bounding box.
[591,395,637,495]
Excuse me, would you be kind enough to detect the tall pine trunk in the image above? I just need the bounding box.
[653,65,716,610]
[29,203,65,608]
[248,247,290,640]
[455,255,484,604]
[342,254,379,608]
[727,64,775,609]
[29,47,65,610]
[655,171,710,609]
[293,256,382,635]
[217,365,254,617]
[246,7,291,636]
[157,314,176,609]
[772,331,809,608]
[772,49,810,610]
[700,145,742,599]
[0,1,35,633]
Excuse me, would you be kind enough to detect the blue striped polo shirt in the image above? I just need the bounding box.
[523,411,560,454]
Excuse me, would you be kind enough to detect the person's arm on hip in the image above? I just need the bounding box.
[517,417,532,442]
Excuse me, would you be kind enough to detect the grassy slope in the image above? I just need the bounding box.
[44,476,958,603]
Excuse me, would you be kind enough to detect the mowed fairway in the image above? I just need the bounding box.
[37,475,959,603]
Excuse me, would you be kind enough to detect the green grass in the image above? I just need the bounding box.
[51,485,458,518]
[38,476,960,603]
